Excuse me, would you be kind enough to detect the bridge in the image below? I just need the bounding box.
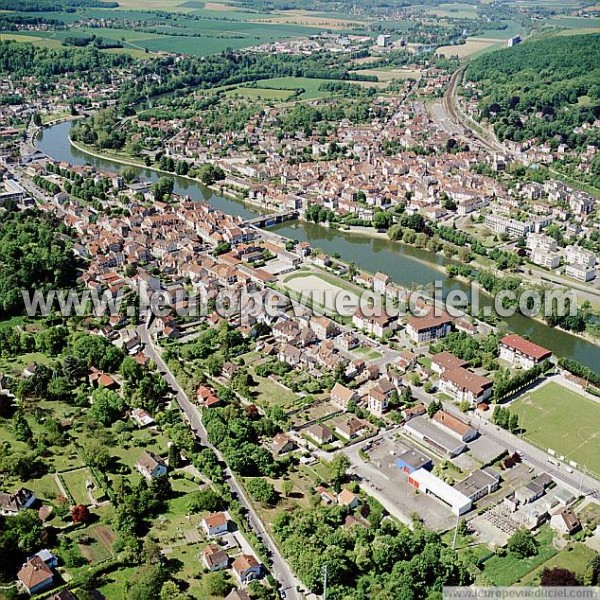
[244,210,299,228]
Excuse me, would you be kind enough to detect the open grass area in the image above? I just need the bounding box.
[520,542,599,585]
[250,372,301,410]
[482,526,557,586]
[61,467,94,506]
[511,381,600,476]
[252,76,335,100]
[225,86,297,101]
[352,346,383,360]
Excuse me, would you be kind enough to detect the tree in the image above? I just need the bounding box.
[204,571,233,597]
[121,166,137,183]
[153,176,174,202]
[167,443,180,469]
[507,529,537,558]
[330,454,351,491]
[427,400,443,418]
[540,567,579,586]
[282,479,293,498]
[247,478,277,505]
[71,504,91,524]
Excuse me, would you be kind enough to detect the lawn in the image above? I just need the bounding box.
[520,542,599,585]
[61,467,95,506]
[250,372,300,410]
[352,346,383,360]
[482,526,557,586]
[510,381,600,476]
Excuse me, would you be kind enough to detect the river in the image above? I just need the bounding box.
[36,121,600,371]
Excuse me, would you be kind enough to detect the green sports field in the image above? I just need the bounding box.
[511,381,600,476]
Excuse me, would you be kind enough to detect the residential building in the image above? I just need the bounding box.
[373,272,390,294]
[310,315,335,340]
[431,351,468,375]
[337,489,360,509]
[202,544,229,571]
[499,334,552,369]
[330,382,358,410]
[306,423,334,445]
[17,557,54,595]
[353,307,397,338]
[439,368,493,405]
[270,433,296,456]
[405,313,452,344]
[232,554,262,584]
[202,512,230,537]
[225,591,251,600]
[135,450,168,480]
[0,488,35,516]
[550,508,581,536]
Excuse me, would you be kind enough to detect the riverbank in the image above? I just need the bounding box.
[34,120,600,370]
[66,133,600,349]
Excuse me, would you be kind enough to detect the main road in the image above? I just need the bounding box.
[136,320,303,599]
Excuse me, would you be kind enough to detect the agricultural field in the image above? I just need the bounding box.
[510,381,600,477]
[353,67,423,81]
[436,37,505,58]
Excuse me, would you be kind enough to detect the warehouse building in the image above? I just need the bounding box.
[404,416,467,457]
[408,468,472,515]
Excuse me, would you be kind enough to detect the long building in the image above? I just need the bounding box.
[408,468,472,515]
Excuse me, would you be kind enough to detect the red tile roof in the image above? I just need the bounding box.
[500,335,552,361]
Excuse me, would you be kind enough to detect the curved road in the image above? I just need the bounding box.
[136,321,303,599]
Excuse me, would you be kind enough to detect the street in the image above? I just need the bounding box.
[136,322,303,599]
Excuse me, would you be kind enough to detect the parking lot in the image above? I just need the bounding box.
[345,435,456,532]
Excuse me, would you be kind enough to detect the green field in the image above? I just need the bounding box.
[225,86,297,101]
[482,526,557,586]
[520,542,599,585]
[61,467,95,506]
[511,382,600,476]
[252,76,336,100]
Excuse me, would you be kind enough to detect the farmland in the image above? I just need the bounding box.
[510,381,600,477]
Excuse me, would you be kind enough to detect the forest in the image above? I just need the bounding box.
[465,34,600,150]
[0,209,79,317]
[0,40,132,79]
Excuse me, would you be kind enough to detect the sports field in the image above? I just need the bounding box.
[511,381,600,476]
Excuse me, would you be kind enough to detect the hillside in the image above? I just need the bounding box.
[464,33,600,150]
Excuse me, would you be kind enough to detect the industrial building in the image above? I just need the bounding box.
[404,416,467,457]
[408,468,472,515]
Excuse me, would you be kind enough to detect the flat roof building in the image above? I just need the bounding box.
[408,468,472,515]
[395,447,433,474]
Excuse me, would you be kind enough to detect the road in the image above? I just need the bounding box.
[136,322,303,599]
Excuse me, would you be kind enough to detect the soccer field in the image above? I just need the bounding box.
[511,381,600,476]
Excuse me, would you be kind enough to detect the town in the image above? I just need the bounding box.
[0,3,599,600]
